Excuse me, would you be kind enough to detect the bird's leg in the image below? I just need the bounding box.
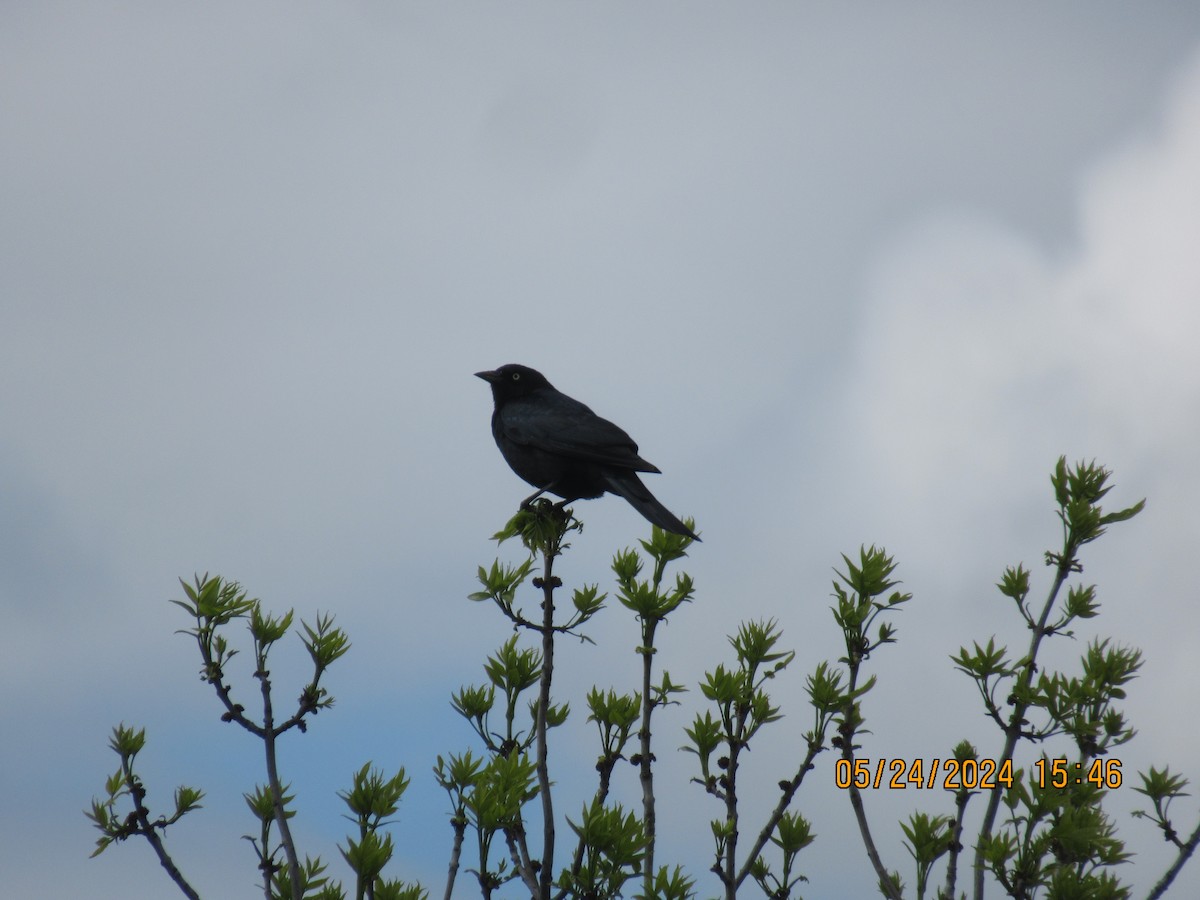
[520,487,549,509]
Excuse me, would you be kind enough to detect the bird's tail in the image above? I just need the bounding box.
[603,471,700,541]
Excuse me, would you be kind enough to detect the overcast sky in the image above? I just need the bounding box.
[4,3,1200,899]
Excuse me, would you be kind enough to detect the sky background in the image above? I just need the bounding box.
[3,3,1200,898]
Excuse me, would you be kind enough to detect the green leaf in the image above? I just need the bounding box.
[338,762,410,824]
[996,565,1031,601]
[109,723,147,758]
[174,786,205,816]
[339,831,394,882]
[1134,766,1189,802]
[302,612,351,669]
[772,811,815,854]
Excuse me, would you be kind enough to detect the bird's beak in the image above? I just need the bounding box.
[475,370,500,383]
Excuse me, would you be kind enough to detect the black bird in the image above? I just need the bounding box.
[476,364,699,541]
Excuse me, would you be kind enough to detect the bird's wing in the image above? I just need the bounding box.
[499,393,661,473]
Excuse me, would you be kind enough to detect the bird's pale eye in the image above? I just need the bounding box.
[511,372,521,381]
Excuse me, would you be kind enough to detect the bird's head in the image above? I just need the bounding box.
[475,364,552,404]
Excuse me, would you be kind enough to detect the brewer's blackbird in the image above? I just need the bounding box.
[476,364,699,541]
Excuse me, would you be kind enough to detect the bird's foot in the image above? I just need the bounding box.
[519,488,547,510]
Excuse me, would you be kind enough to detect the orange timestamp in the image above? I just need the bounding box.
[834,757,1014,790]
[1033,758,1123,790]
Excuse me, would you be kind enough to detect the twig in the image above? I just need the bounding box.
[734,741,822,890]
[535,550,557,900]
[971,558,1073,900]
[259,670,303,900]
[126,775,201,900]
[1147,816,1200,900]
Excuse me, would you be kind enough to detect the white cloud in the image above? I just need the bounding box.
[844,51,1200,534]
[1065,55,1200,450]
